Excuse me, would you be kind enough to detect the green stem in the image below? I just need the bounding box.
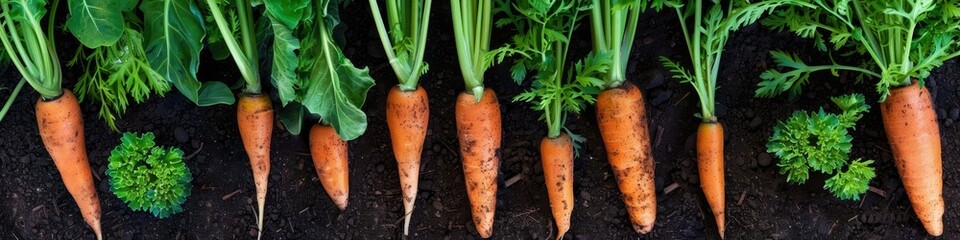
[205,0,259,94]
[0,78,25,123]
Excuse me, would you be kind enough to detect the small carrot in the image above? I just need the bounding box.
[237,93,273,236]
[540,133,574,240]
[310,123,350,210]
[455,89,501,238]
[386,86,429,235]
[881,82,943,236]
[36,90,102,240]
[697,122,725,239]
[596,82,656,233]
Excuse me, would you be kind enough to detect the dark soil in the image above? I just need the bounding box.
[1,2,957,239]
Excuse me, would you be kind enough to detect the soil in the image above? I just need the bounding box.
[1,2,957,240]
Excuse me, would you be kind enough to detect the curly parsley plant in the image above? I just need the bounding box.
[767,94,875,200]
[107,132,193,218]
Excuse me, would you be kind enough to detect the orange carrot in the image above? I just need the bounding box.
[697,122,725,238]
[595,82,656,233]
[36,90,102,240]
[237,93,273,237]
[540,133,574,240]
[386,86,429,235]
[310,123,350,210]
[455,89,501,238]
[881,82,943,236]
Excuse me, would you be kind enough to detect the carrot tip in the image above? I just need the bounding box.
[633,223,653,234]
[333,196,348,211]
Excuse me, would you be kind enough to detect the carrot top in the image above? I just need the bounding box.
[589,0,646,89]
[498,0,611,139]
[655,0,814,122]
[756,0,960,101]
[0,0,62,99]
[369,0,432,91]
[451,0,506,100]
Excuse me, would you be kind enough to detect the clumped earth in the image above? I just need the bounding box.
[2,2,958,239]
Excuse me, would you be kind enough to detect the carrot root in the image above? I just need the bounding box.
[310,124,350,210]
[386,86,429,235]
[881,82,943,236]
[697,122,725,239]
[540,134,574,240]
[36,90,102,240]
[455,89,501,238]
[237,93,273,239]
[596,83,656,233]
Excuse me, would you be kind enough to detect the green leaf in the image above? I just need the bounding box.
[266,11,300,106]
[66,0,124,48]
[141,0,209,105]
[824,159,875,201]
[196,81,235,106]
[263,0,309,29]
[297,14,374,141]
[279,102,305,135]
[107,132,192,218]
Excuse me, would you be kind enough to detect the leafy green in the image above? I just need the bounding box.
[590,0,645,88]
[143,0,234,106]
[70,26,171,131]
[263,0,374,139]
[654,0,814,121]
[0,0,63,99]
[106,132,192,218]
[756,0,960,101]
[368,0,432,90]
[65,0,124,48]
[767,93,875,200]
[204,0,261,95]
[498,0,610,139]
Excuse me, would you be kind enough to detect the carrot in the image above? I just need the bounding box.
[880,82,943,236]
[540,133,574,240]
[237,93,273,237]
[595,82,656,233]
[386,86,429,235]
[36,90,102,240]
[697,122,725,239]
[455,89,501,238]
[310,123,350,210]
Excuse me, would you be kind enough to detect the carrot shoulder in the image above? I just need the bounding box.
[697,122,725,239]
[596,83,656,233]
[386,86,429,235]
[455,89,501,238]
[310,124,350,210]
[237,93,273,236]
[540,133,574,240]
[881,82,943,236]
[36,90,102,240]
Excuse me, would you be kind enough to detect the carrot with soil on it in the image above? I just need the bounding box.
[589,0,656,233]
[310,124,350,210]
[497,0,610,238]
[369,0,433,235]
[654,0,809,237]
[0,1,102,238]
[450,0,509,236]
[755,0,960,235]
[204,0,274,237]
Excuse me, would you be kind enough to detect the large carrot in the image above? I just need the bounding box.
[36,90,102,240]
[455,89,501,238]
[237,93,273,235]
[697,122,725,238]
[881,82,943,236]
[310,124,350,210]
[540,133,574,240]
[386,86,429,235]
[595,82,656,233]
